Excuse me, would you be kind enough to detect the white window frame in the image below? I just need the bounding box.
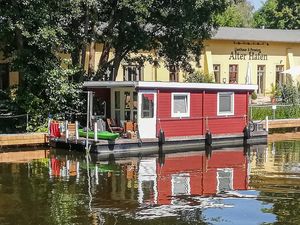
[171,92,190,118]
[217,92,234,116]
[216,168,233,193]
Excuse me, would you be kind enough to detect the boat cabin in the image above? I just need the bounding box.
[83,81,257,139]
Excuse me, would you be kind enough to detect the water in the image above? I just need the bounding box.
[0,141,300,225]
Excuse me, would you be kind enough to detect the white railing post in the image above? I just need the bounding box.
[265,116,269,132]
[75,121,79,140]
[94,122,98,142]
[65,120,69,142]
[48,117,51,136]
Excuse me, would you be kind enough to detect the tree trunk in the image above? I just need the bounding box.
[98,42,111,70]
[88,40,95,76]
[81,4,89,69]
[88,23,97,77]
[71,47,80,67]
[112,51,122,81]
[15,27,24,84]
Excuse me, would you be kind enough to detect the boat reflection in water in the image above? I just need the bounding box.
[0,146,278,224]
[47,146,275,224]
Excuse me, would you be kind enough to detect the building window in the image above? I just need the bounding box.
[141,94,154,118]
[229,64,238,83]
[217,168,233,193]
[213,64,221,83]
[217,92,234,116]
[114,91,121,123]
[276,65,284,86]
[169,65,179,82]
[257,65,265,95]
[171,93,190,118]
[123,65,143,81]
[0,64,9,90]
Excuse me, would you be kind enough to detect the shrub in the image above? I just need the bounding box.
[184,71,214,83]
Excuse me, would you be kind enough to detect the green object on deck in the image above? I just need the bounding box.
[78,129,119,140]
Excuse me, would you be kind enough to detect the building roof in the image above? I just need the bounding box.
[212,27,300,43]
[83,81,257,91]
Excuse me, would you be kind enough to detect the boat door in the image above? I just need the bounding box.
[138,91,157,138]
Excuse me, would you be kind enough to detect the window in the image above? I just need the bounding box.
[217,92,234,116]
[169,65,179,82]
[276,65,284,86]
[229,64,238,83]
[114,91,121,122]
[124,91,131,120]
[133,92,137,121]
[171,93,190,117]
[213,64,221,83]
[0,64,9,90]
[141,94,154,118]
[123,65,144,81]
[257,65,265,94]
[217,168,233,193]
[171,173,191,205]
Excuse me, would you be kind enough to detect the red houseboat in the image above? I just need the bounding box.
[78,81,266,154]
[50,81,267,154]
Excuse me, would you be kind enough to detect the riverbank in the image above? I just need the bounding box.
[0,133,47,148]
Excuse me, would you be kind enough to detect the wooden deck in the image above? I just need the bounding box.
[0,133,47,147]
[268,118,300,129]
[268,132,300,142]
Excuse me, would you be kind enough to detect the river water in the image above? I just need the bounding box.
[0,141,300,225]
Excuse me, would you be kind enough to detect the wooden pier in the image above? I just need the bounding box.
[0,133,47,147]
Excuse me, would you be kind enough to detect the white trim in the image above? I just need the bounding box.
[217,92,234,116]
[171,92,190,118]
[83,81,258,91]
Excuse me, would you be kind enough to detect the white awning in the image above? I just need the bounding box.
[83,81,258,91]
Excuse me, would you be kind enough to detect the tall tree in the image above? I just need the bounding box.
[0,0,85,127]
[214,0,254,27]
[94,0,229,80]
[254,0,300,29]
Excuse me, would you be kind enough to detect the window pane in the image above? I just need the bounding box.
[124,110,131,120]
[173,95,187,114]
[115,110,120,124]
[219,93,233,114]
[133,92,137,109]
[142,94,154,118]
[172,175,190,195]
[115,91,120,109]
[124,91,131,109]
[217,169,233,192]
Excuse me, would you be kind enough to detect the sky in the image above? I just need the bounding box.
[249,0,266,10]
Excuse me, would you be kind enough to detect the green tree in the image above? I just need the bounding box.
[0,0,86,129]
[0,0,229,129]
[254,0,300,29]
[214,0,254,27]
[94,0,229,80]
[184,71,214,83]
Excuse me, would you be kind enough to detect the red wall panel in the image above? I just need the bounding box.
[157,89,248,137]
[155,150,248,204]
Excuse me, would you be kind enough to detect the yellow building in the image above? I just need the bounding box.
[2,27,300,96]
[203,27,300,95]
[83,27,300,96]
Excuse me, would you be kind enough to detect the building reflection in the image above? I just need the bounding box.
[138,149,249,205]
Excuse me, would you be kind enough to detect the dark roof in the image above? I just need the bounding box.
[212,27,300,43]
